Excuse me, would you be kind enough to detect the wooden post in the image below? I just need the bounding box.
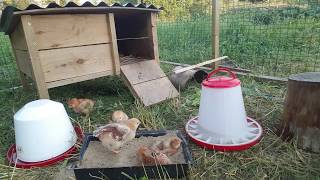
[279,72,320,152]
[212,0,220,68]
[21,15,49,99]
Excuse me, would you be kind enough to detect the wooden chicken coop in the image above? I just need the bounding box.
[0,2,179,106]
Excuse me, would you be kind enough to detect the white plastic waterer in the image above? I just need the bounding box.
[14,99,77,162]
[185,68,262,151]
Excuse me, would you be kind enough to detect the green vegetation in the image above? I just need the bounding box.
[0,34,19,90]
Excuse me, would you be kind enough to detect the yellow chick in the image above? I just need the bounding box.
[67,98,95,116]
[93,118,140,154]
[112,110,129,122]
[137,146,172,166]
[151,137,182,156]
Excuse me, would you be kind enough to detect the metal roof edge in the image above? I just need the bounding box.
[0,2,162,34]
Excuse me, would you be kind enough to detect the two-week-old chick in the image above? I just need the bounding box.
[93,118,140,154]
[112,110,129,122]
[137,146,172,166]
[151,137,182,156]
[67,98,95,116]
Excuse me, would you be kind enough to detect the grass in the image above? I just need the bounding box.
[0,66,320,179]
[0,34,20,90]
[0,3,319,180]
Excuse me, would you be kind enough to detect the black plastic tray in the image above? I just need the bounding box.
[73,130,192,180]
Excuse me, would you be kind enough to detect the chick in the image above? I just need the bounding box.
[137,146,172,166]
[93,118,140,154]
[112,110,129,122]
[151,137,182,156]
[67,98,95,116]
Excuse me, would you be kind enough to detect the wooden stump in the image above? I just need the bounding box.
[280,72,320,152]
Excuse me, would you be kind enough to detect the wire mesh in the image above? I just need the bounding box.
[153,0,320,76]
[0,0,319,91]
[219,0,320,76]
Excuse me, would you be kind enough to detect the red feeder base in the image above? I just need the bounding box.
[185,116,263,151]
[6,125,83,169]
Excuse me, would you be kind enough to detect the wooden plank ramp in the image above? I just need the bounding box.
[120,60,179,106]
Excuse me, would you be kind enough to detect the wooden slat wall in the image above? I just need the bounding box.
[39,44,114,82]
[29,13,119,89]
[47,71,113,88]
[10,13,120,97]
[32,14,111,50]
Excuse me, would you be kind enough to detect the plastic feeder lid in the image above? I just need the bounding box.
[202,68,240,88]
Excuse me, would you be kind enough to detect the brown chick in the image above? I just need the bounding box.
[67,98,95,115]
[151,137,182,156]
[93,118,140,154]
[137,146,172,166]
[112,110,129,122]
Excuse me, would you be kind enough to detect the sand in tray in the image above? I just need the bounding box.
[80,133,186,168]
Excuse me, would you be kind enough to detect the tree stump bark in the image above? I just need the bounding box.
[280,72,320,152]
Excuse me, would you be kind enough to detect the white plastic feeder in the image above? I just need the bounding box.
[185,68,262,151]
[14,99,77,162]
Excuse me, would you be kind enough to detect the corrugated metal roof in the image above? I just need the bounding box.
[0,2,162,34]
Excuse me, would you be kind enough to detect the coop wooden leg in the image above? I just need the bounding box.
[21,15,50,99]
[107,13,120,75]
[35,81,49,99]
[9,36,30,91]
[19,71,29,90]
